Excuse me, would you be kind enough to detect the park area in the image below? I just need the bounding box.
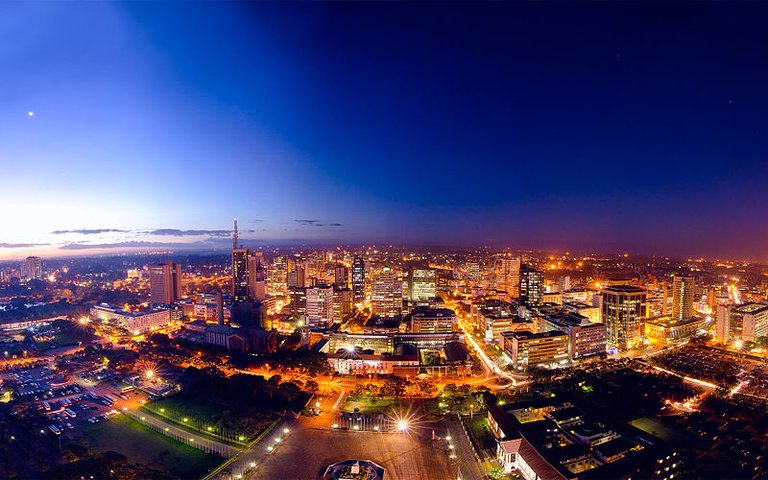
[143,395,277,444]
[69,414,223,479]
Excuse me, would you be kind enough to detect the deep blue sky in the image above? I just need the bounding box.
[1,2,767,260]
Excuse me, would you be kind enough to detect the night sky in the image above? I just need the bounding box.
[1,2,767,260]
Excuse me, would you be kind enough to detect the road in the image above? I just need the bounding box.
[458,318,526,386]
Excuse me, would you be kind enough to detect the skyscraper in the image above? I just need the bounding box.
[232,248,250,303]
[602,285,647,351]
[497,257,521,297]
[248,252,267,301]
[371,266,402,318]
[306,285,334,328]
[352,257,365,304]
[519,265,543,307]
[671,275,695,322]
[334,264,349,289]
[148,260,182,306]
[409,268,436,301]
[23,256,42,281]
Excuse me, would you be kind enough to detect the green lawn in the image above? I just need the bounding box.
[70,414,223,479]
[341,396,402,414]
[630,417,683,442]
[145,396,274,443]
[463,415,497,452]
[147,396,222,419]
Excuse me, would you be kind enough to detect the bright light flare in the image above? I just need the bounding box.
[397,420,409,432]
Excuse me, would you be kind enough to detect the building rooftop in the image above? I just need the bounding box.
[603,285,646,293]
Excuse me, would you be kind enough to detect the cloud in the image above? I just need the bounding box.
[0,243,48,248]
[146,229,231,237]
[59,241,166,250]
[51,228,129,235]
[295,220,343,227]
[251,219,264,223]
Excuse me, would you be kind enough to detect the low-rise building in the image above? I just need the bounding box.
[540,311,606,360]
[410,307,458,333]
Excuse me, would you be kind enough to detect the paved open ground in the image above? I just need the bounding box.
[249,420,455,480]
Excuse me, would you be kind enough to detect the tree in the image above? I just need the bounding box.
[380,376,410,397]
[305,380,320,394]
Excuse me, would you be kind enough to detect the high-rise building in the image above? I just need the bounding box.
[23,256,42,281]
[519,265,543,307]
[232,248,250,303]
[408,269,436,301]
[352,257,365,304]
[333,288,354,324]
[371,267,402,318]
[267,256,288,296]
[288,286,307,319]
[148,261,182,306]
[248,252,267,301]
[602,285,647,351]
[233,246,267,303]
[334,265,349,289]
[287,262,307,288]
[306,285,334,328]
[671,275,694,322]
[497,257,521,297]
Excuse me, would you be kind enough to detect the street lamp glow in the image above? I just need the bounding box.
[397,420,409,432]
[283,427,289,433]
[145,370,154,379]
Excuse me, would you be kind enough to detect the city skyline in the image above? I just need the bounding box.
[3,2,768,261]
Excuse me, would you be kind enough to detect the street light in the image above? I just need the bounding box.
[397,420,409,432]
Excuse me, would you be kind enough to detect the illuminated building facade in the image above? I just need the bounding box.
[671,275,694,322]
[371,267,402,317]
[408,269,436,301]
[410,307,457,333]
[540,311,606,360]
[519,265,544,307]
[148,260,182,305]
[501,330,569,371]
[352,257,365,304]
[306,285,334,328]
[602,285,647,350]
[23,256,42,281]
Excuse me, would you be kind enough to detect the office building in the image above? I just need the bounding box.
[497,257,521,297]
[371,267,402,318]
[410,307,458,333]
[306,285,334,328]
[23,256,42,281]
[288,286,307,319]
[671,275,694,322]
[232,248,250,303]
[519,265,544,307]
[408,269,436,301]
[718,302,768,343]
[148,260,182,305]
[334,265,349,289]
[540,311,606,360]
[333,287,354,323]
[352,257,365,304]
[602,286,647,351]
[501,330,569,371]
